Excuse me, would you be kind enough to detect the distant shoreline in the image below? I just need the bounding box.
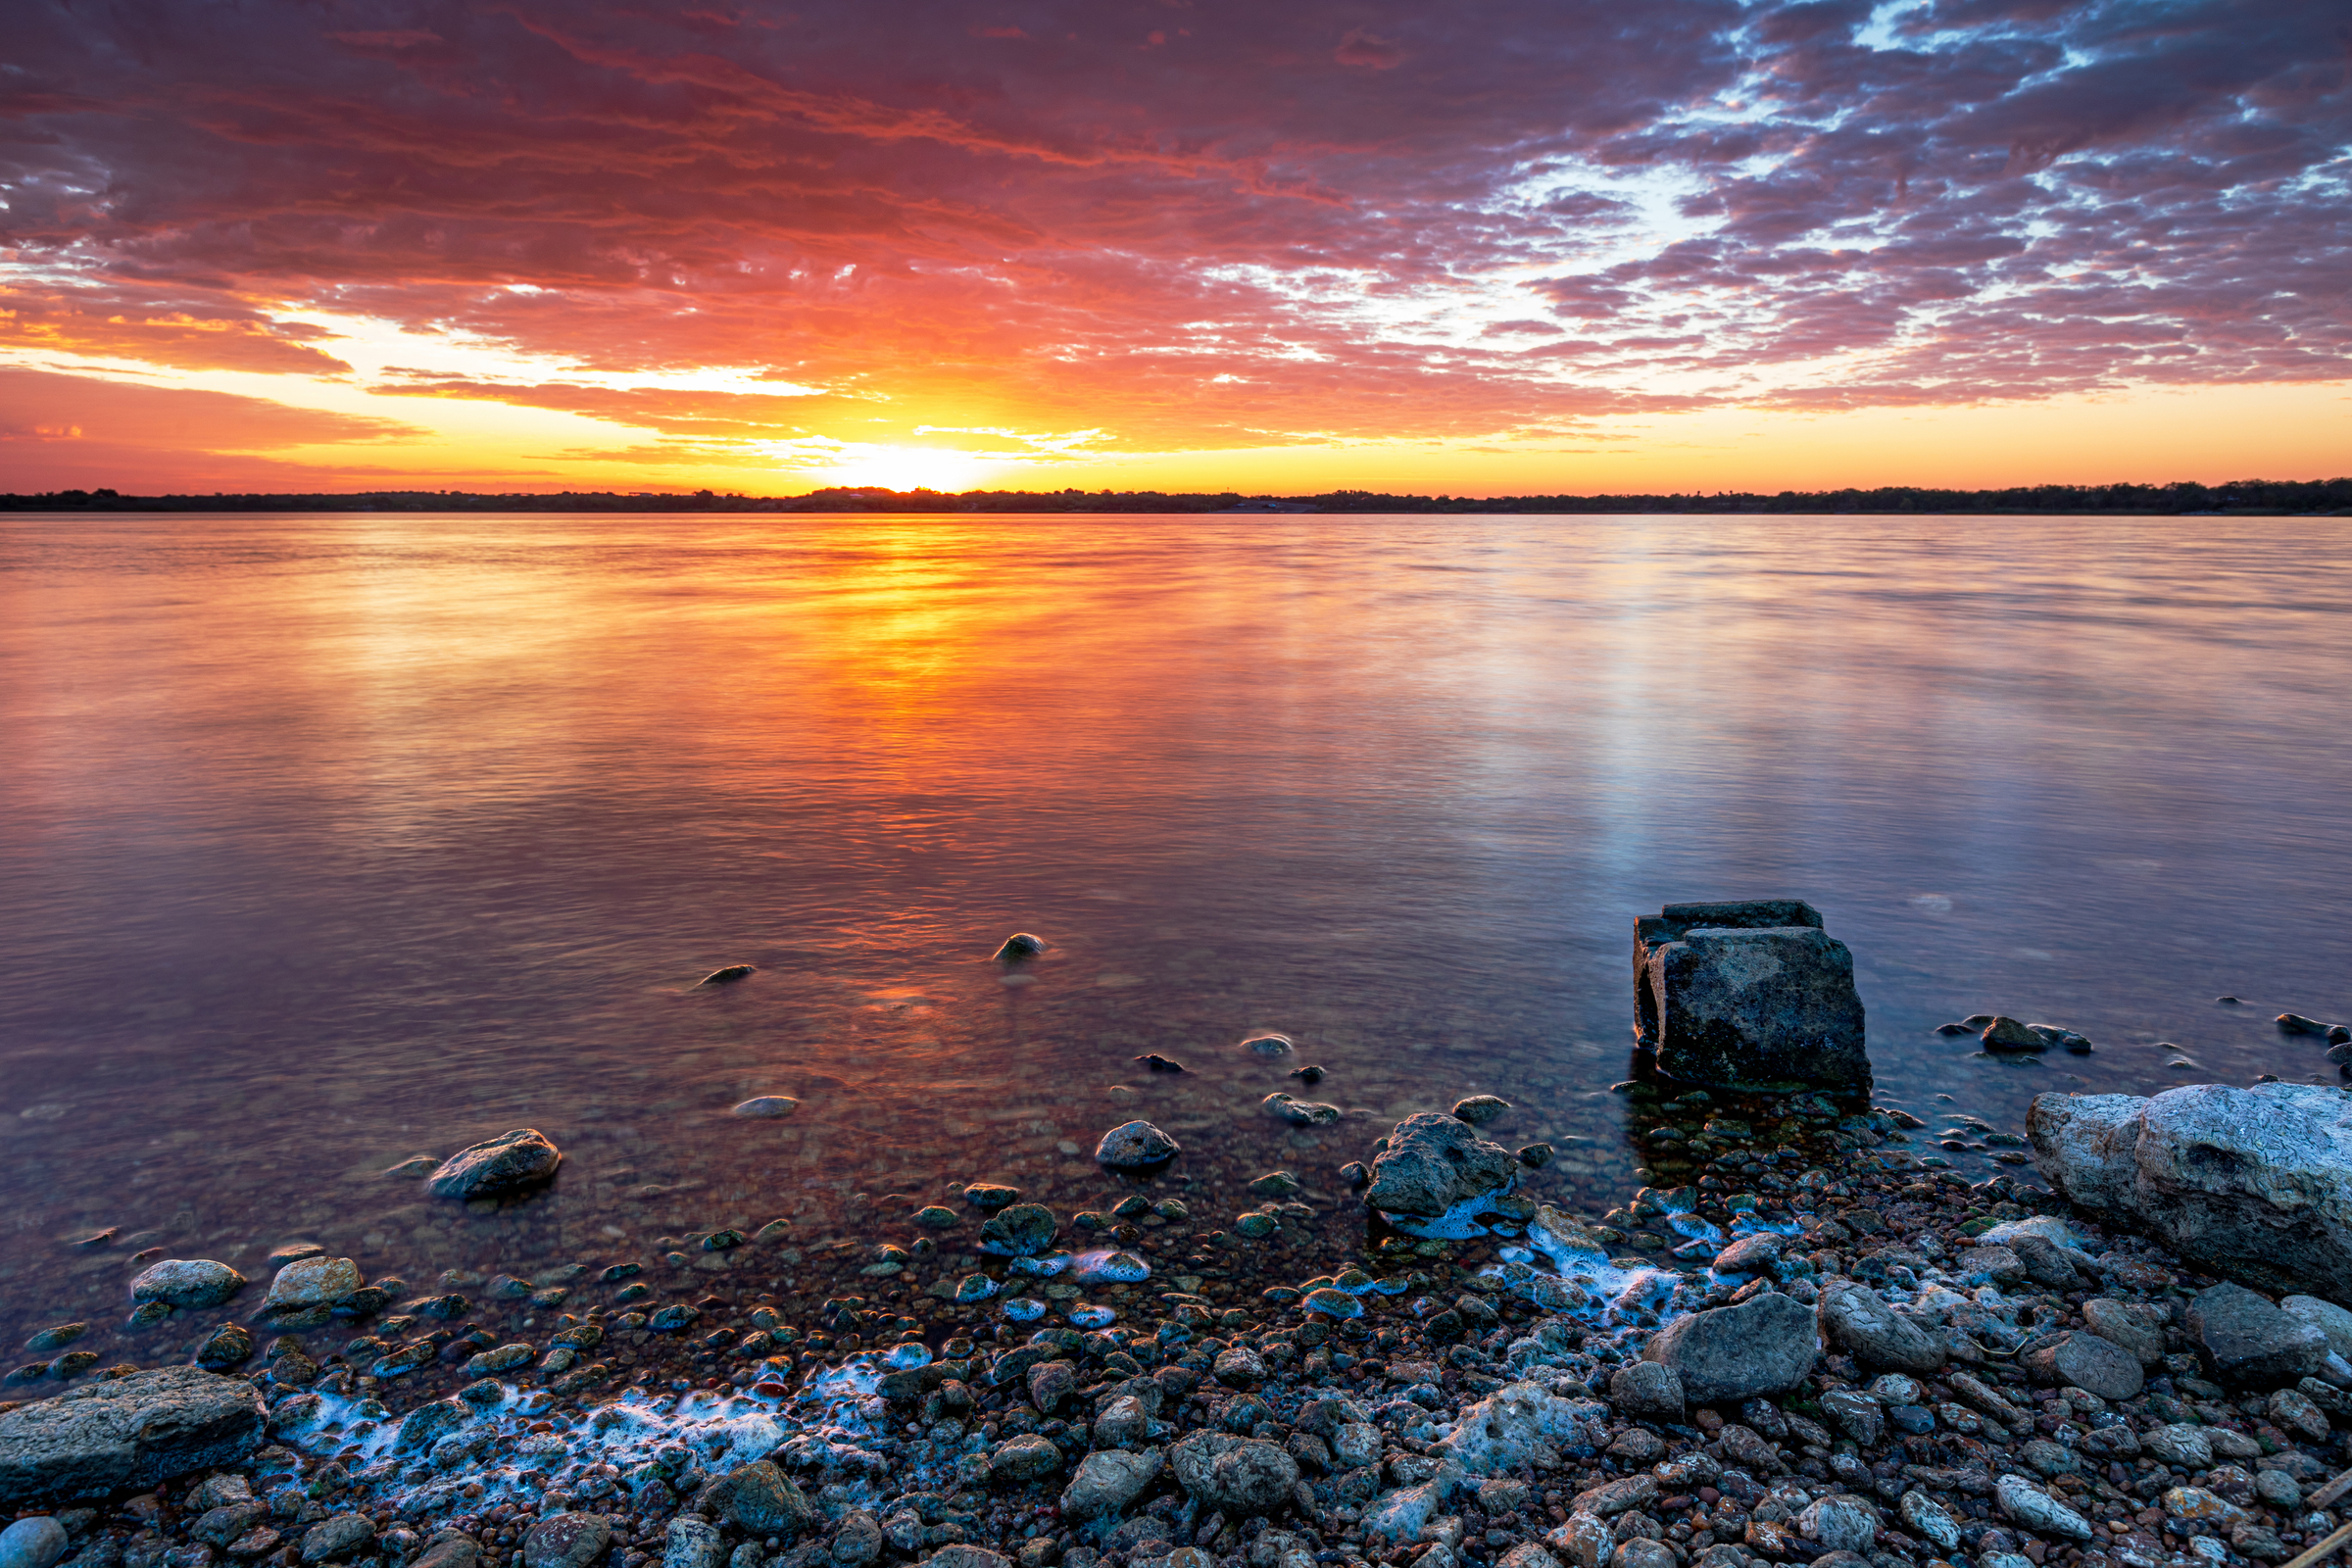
[4,479,2348,517]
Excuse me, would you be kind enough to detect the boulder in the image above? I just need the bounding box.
[127,1260,245,1309]
[2028,1083,2352,1299]
[2184,1283,2328,1387]
[1816,1281,1944,1374]
[1642,1293,1818,1403]
[1095,1121,1179,1168]
[426,1128,561,1199]
[1362,1113,1519,1236]
[0,1367,267,1503]
[1632,902,1868,1089]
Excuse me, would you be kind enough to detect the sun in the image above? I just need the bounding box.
[807,443,1002,493]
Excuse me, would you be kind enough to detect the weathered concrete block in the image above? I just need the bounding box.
[1633,901,1868,1089]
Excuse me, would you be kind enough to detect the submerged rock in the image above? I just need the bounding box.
[1452,1096,1511,1125]
[127,1260,245,1309]
[1632,901,1869,1089]
[696,964,756,986]
[2029,1083,2352,1298]
[1363,1112,1518,1235]
[1095,1120,1180,1167]
[425,1128,561,1199]
[731,1097,800,1118]
[994,933,1046,960]
[0,1367,266,1502]
[1240,1034,1294,1056]
[263,1256,361,1312]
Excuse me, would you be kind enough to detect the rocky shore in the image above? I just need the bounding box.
[9,1082,2351,1568]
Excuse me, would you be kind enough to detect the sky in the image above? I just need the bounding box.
[2,0,2347,497]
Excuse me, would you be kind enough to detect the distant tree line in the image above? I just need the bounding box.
[5,477,2349,514]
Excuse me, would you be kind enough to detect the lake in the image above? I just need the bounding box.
[2,511,2348,1357]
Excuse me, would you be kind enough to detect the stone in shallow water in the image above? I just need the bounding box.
[263,1256,361,1311]
[425,1128,561,1199]
[696,964,756,986]
[128,1260,245,1309]
[1094,1121,1179,1167]
[731,1097,799,1118]
[1632,901,1869,1089]
[994,933,1046,960]
[1240,1034,1294,1055]
[978,1204,1059,1256]
[1363,1112,1517,1234]
[1452,1096,1511,1125]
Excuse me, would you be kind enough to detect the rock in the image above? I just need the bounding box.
[1607,1362,1684,1419]
[1571,1475,1658,1519]
[1609,1544,1673,1568]
[1094,1122,1179,1168]
[1439,1383,1607,1476]
[1499,1546,1560,1568]
[1240,1035,1294,1055]
[1060,1448,1163,1520]
[262,1257,361,1312]
[0,1367,266,1503]
[1362,1112,1519,1235]
[1212,1347,1265,1387]
[1366,1475,1461,1543]
[1816,1281,1943,1374]
[2185,1283,2327,1386]
[0,1519,69,1568]
[1518,1144,1552,1167]
[1029,1361,1077,1413]
[1797,1495,1878,1554]
[2082,1299,2166,1364]
[2140,1425,2213,1469]
[663,1517,721,1568]
[2025,1332,2143,1400]
[1260,1094,1339,1126]
[2281,1295,2352,1359]
[1452,1097,1511,1126]
[977,1204,1059,1257]
[990,1435,1062,1482]
[2270,1388,2331,1443]
[731,1098,799,1118]
[1544,1515,1613,1568]
[1632,901,1869,1089]
[697,964,755,985]
[522,1516,611,1568]
[1643,1292,1817,1403]
[1819,1390,1883,1446]
[1332,1422,1382,1469]
[962,1184,1020,1209]
[1982,1018,2045,1052]
[299,1515,374,1565]
[1169,1434,1298,1513]
[995,933,1046,960]
[2010,1234,2082,1288]
[2278,1013,2329,1036]
[699,1461,815,1537]
[426,1129,561,1199]
[926,1550,1010,1568]
[1711,1235,1783,1278]
[126,1261,245,1309]
[2029,1083,2352,1299]
[23,1327,85,1355]
[1897,1491,1960,1551]
[193,1325,253,1369]
[414,1533,479,1568]
[2162,1488,2249,1531]
[1995,1475,2091,1540]
[831,1514,881,1567]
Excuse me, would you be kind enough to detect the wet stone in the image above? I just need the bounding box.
[978,1204,1059,1257]
[521,1516,611,1568]
[128,1262,245,1310]
[425,1128,562,1199]
[1094,1121,1180,1168]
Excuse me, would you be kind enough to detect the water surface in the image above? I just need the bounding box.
[3,511,2348,1350]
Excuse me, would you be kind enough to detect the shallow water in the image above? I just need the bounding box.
[2,511,2349,1357]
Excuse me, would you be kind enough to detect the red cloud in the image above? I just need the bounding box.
[1334,28,1406,70]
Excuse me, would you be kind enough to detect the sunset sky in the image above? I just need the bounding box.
[3,0,2346,497]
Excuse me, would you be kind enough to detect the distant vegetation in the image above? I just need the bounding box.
[6,477,2349,514]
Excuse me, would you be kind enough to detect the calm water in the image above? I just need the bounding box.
[3,511,2349,1350]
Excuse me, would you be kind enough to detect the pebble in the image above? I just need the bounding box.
[994,932,1047,959]
[1451,1096,1511,1125]
[696,964,756,986]
[128,1259,246,1308]
[1093,1120,1180,1167]
[730,1097,800,1118]
[424,1127,562,1199]
[1239,1034,1294,1055]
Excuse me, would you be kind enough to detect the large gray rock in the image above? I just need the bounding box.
[2184,1284,2328,1387]
[1642,1293,1818,1404]
[1363,1113,1518,1235]
[264,1256,362,1311]
[0,1367,267,1503]
[1632,902,1868,1090]
[2029,1084,2352,1299]
[427,1128,561,1199]
[521,1515,611,1568]
[0,1518,69,1568]
[1816,1281,1945,1374]
[695,1460,816,1537]
[1095,1121,1179,1168]
[127,1260,245,1309]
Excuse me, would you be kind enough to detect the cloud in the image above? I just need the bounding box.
[0,0,2344,471]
